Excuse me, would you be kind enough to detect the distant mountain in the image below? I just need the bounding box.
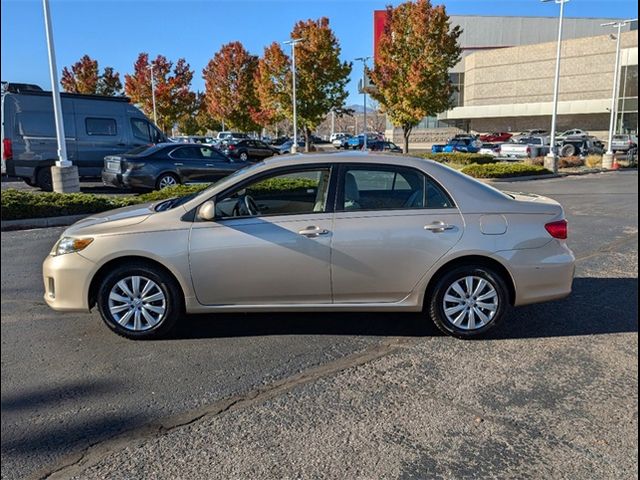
[344,104,374,114]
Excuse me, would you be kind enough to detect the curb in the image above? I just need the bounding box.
[1,214,88,232]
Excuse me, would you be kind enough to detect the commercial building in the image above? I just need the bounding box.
[376,14,638,145]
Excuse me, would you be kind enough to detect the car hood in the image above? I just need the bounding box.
[64,203,154,236]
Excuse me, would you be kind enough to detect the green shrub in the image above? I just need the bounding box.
[0,177,325,221]
[461,163,552,179]
[418,152,499,165]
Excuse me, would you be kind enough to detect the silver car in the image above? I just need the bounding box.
[43,153,575,340]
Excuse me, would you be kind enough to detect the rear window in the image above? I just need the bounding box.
[126,145,163,156]
[86,117,117,136]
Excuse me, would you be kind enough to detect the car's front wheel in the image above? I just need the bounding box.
[96,263,182,339]
[428,265,508,339]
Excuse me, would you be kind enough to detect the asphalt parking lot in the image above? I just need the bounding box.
[1,171,637,479]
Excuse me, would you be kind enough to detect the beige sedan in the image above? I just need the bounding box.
[43,153,575,339]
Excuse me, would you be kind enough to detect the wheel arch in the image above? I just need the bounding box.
[423,254,516,309]
[88,255,187,310]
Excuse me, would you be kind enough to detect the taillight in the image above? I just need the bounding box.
[526,146,531,154]
[2,138,12,160]
[545,219,568,239]
[228,144,236,150]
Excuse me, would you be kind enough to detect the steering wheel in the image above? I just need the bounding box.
[232,194,260,217]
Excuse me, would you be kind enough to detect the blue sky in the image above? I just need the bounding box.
[2,0,638,104]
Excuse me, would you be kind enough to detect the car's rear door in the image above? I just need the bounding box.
[167,146,204,182]
[199,147,245,182]
[330,163,463,303]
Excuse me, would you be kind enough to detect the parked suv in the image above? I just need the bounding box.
[610,134,638,154]
[1,86,166,190]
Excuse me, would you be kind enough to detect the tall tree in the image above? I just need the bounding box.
[124,53,196,133]
[177,92,221,135]
[251,42,290,131]
[368,0,462,152]
[203,42,259,132]
[289,17,352,151]
[61,54,123,95]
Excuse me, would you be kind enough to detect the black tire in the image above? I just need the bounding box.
[96,262,182,340]
[428,265,509,339]
[22,178,36,187]
[155,173,180,190]
[560,144,576,157]
[36,167,53,191]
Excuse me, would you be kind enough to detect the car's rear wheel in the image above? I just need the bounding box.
[239,151,249,161]
[428,265,508,339]
[156,173,180,190]
[97,263,182,340]
[36,167,53,191]
[560,144,576,157]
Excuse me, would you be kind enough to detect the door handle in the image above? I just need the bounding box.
[424,222,455,233]
[205,163,215,167]
[174,162,183,166]
[298,226,330,237]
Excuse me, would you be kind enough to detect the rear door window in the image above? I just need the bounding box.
[86,117,117,136]
[170,146,204,159]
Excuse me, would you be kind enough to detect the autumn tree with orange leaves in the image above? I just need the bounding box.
[61,55,122,95]
[369,0,462,152]
[203,42,259,133]
[251,42,290,131]
[124,53,196,133]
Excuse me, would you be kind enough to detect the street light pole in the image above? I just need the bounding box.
[355,56,372,150]
[284,38,304,153]
[148,64,158,126]
[42,0,79,192]
[542,0,569,174]
[601,18,636,167]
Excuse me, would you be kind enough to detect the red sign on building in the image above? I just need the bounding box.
[373,10,388,64]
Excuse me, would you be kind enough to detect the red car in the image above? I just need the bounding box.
[479,132,513,142]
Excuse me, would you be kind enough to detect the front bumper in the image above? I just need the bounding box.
[43,252,96,311]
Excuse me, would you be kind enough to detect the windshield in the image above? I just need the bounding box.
[155,162,264,211]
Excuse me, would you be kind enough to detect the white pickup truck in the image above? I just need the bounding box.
[499,136,551,159]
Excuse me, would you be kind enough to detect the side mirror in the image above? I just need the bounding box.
[197,200,216,221]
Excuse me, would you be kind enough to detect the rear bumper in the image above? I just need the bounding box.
[101,170,155,190]
[43,252,96,312]
[496,241,575,306]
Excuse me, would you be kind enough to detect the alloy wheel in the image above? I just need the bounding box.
[159,175,178,189]
[108,276,166,331]
[442,276,498,330]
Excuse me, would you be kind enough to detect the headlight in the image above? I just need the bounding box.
[51,237,94,256]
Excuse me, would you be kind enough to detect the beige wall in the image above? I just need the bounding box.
[463,30,638,107]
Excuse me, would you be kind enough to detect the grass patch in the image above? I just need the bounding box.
[461,163,552,179]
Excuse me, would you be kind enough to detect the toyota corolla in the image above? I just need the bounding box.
[43,153,575,340]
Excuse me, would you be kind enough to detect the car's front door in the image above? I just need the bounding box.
[189,166,334,305]
[330,164,464,303]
